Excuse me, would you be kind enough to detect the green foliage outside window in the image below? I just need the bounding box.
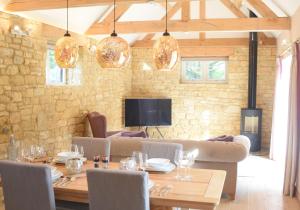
[181,58,227,83]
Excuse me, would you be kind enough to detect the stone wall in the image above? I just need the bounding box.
[130,47,276,146]
[0,10,277,159]
[0,12,132,158]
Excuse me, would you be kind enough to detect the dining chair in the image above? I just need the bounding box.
[87,169,150,210]
[141,141,183,163]
[0,160,89,210]
[72,137,110,160]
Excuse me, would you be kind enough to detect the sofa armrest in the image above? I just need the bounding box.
[196,135,250,163]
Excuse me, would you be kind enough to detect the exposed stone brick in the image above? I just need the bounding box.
[131,47,276,146]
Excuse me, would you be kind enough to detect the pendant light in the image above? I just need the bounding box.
[96,0,131,69]
[55,0,79,69]
[153,0,179,71]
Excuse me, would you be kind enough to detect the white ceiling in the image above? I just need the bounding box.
[1,0,300,45]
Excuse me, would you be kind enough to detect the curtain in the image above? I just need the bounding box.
[283,42,300,196]
[270,58,283,160]
[270,56,292,161]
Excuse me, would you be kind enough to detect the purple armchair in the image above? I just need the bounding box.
[87,112,147,139]
[87,112,121,138]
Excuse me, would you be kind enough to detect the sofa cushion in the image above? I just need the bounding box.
[162,136,250,163]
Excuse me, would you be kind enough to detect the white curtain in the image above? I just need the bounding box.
[283,43,300,196]
[270,56,292,161]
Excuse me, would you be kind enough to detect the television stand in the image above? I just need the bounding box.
[145,127,164,139]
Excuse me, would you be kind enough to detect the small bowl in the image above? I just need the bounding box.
[65,158,83,175]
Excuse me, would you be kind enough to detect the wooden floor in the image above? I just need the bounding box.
[217,155,300,210]
[0,155,299,210]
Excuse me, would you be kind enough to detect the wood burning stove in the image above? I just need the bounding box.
[241,108,262,152]
[240,11,263,152]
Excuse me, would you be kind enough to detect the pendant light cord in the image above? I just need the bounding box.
[163,0,170,36]
[165,0,168,33]
[67,0,69,33]
[111,0,117,36]
[65,0,70,36]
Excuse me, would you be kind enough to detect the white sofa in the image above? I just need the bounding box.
[73,135,250,199]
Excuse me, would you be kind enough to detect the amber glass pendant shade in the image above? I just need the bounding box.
[153,34,179,71]
[54,0,79,69]
[96,35,131,69]
[55,34,79,69]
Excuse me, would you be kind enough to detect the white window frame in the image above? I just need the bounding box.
[46,44,81,86]
[181,57,228,84]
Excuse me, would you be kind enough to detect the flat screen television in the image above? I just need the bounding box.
[125,99,172,127]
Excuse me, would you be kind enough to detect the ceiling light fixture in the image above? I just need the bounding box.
[153,0,179,71]
[96,0,131,69]
[55,0,79,69]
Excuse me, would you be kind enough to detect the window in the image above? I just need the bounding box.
[46,44,81,86]
[181,57,228,83]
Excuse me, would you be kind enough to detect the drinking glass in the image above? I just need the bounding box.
[16,142,27,162]
[174,149,183,180]
[71,144,79,155]
[182,149,198,181]
[121,157,136,170]
[79,146,84,158]
[132,151,143,170]
[66,158,83,175]
[142,153,148,170]
[45,143,55,163]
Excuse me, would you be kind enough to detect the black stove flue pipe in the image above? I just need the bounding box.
[248,11,258,109]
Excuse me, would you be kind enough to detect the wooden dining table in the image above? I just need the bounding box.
[54,161,226,210]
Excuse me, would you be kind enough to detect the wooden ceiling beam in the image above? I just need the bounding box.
[86,17,290,35]
[102,4,131,24]
[247,0,277,17]
[132,38,276,47]
[142,2,182,41]
[85,3,130,35]
[220,0,246,18]
[4,0,188,12]
[182,0,190,22]
[199,0,206,40]
[220,0,270,40]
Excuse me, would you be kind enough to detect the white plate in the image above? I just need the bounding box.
[53,157,87,164]
[57,152,80,159]
[147,158,170,165]
[147,158,170,168]
[145,163,176,173]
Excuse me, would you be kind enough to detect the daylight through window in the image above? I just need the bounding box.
[181,57,228,83]
[46,44,81,86]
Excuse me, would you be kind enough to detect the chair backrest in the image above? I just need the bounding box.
[0,160,56,210]
[141,141,183,163]
[72,137,111,160]
[87,112,107,138]
[87,169,150,210]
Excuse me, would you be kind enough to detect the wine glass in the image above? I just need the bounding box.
[79,146,84,158]
[183,149,198,181]
[142,153,148,170]
[174,149,183,180]
[71,144,79,155]
[45,143,55,163]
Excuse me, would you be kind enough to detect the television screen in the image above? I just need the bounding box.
[125,99,172,127]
